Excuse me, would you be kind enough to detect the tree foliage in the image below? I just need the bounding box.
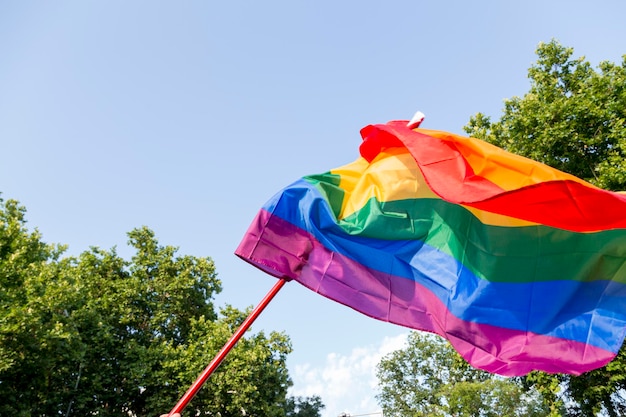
[285,395,325,417]
[376,332,549,417]
[464,40,626,416]
[0,196,308,416]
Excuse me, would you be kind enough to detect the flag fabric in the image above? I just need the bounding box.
[235,120,626,376]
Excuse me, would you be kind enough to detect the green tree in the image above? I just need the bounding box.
[376,332,549,417]
[285,395,325,417]
[465,39,626,191]
[464,40,626,417]
[0,197,68,415]
[0,196,300,416]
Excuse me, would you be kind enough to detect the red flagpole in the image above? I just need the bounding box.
[167,277,288,416]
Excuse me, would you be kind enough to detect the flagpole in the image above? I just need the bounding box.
[167,277,288,416]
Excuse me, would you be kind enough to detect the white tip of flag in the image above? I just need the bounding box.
[407,111,425,129]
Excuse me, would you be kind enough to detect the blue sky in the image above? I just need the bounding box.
[2,2,626,416]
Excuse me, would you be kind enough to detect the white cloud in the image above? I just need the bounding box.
[289,332,409,417]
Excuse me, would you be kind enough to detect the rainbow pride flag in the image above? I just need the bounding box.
[235,120,626,376]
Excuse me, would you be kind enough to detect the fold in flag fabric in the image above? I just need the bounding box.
[235,120,626,376]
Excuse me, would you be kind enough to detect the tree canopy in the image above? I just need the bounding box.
[0,196,323,416]
[464,40,626,417]
[286,395,325,417]
[376,332,549,417]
